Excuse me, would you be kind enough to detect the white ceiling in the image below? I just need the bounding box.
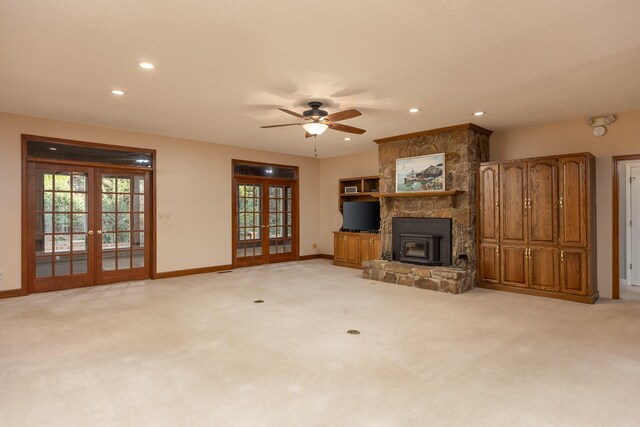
[2,0,640,157]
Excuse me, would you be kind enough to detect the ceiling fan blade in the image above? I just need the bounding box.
[329,123,367,134]
[261,123,302,128]
[326,109,361,123]
[279,108,305,119]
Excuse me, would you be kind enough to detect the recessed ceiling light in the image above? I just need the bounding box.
[111,89,126,96]
[139,62,154,69]
[473,111,486,116]
[408,108,420,113]
[344,137,351,141]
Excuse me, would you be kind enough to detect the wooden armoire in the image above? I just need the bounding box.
[477,153,598,303]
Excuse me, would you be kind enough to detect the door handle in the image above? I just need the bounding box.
[87,230,94,236]
[97,230,102,235]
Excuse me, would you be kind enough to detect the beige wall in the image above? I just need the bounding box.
[0,112,321,291]
[491,109,640,299]
[318,149,379,254]
[4,109,637,299]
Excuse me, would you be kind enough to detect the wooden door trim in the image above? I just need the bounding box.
[21,135,157,295]
[612,154,640,299]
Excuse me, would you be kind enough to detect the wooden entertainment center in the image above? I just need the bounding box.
[333,175,381,269]
[477,153,598,303]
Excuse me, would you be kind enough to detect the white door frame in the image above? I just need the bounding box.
[625,162,640,286]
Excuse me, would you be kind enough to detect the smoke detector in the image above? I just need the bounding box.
[587,114,616,137]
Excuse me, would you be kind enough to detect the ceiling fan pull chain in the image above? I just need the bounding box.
[314,135,318,158]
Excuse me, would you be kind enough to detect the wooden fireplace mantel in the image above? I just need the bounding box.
[379,190,464,198]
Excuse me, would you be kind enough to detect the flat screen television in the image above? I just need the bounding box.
[342,201,380,232]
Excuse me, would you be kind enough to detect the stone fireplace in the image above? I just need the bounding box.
[363,124,491,294]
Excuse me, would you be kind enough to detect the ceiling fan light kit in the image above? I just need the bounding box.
[261,101,366,138]
[302,122,328,136]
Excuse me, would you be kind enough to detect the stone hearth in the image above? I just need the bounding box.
[368,123,491,294]
[363,260,472,294]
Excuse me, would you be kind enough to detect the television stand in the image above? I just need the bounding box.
[333,231,380,269]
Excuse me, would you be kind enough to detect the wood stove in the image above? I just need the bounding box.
[392,217,451,266]
[399,233,442,265]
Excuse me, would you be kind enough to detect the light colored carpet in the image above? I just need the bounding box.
[1,259,639,426]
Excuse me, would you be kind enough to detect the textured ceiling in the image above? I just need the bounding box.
[1,0,640,157]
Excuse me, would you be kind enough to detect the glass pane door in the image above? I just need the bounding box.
[268,184,293,258]
[97,170,150,284]
[234,178,296,266]
[29,164,94,292]
[235,183,264,266]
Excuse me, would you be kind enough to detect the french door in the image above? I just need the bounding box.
[233,178,298,267]
[27,162,151,292]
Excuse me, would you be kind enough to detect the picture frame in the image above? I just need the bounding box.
[395,153,445,192]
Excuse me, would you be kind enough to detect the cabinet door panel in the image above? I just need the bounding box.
[501,245,529,287]
[334,234,347,262]
[559,157,587,247]
[359,236,371,262]
[500,162,527,243]
[479,243,500,284]
[479,165,500,242]
[345,235,359,265]
[528,160,558,245]
[530,247,559,291]
[560,248,587,295]
[370,236,381,260]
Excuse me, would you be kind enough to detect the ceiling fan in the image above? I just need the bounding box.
[261,102,366,137]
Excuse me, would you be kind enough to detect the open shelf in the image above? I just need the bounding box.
[338,175,380,211]
[340,192,380,198]
[379,190,464,198]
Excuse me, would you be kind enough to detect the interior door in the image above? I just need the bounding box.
[96,169,151,284]
[627,165,640,285]
[234,180,297,266]
[234,180,265,267]
[28,163,96,293]
[27,164,152,292]
[266,183,295,262]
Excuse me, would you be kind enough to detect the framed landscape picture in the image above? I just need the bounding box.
[395,153,445,192]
